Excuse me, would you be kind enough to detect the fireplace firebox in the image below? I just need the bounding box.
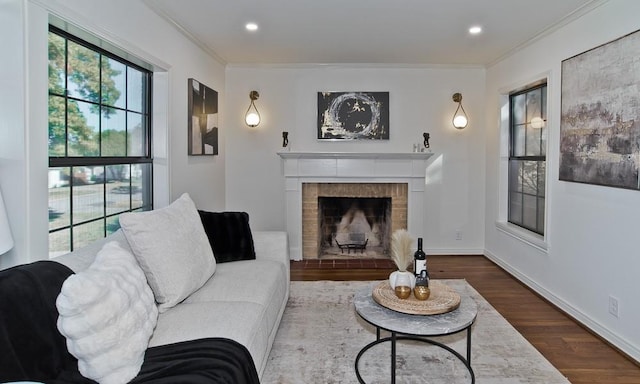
[318,197,391,258]
[302,182,407,259]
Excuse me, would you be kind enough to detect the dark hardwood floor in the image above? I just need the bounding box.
[290,255,640,384]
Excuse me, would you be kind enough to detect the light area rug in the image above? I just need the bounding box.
[262,280,570,384]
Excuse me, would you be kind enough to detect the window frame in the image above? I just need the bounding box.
[47,25,154,256]
[507,83,547,236]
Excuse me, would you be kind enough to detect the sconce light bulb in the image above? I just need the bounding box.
[245,111,260,127]
[453,115,468,129]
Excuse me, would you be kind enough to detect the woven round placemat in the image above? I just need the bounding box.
[372,280,461,315]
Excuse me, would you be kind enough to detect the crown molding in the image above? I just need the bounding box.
[488,0,609,68]
[142,0,227,66]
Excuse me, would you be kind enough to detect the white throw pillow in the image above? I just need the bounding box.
[118,193,216,312]
[56,241,158,384]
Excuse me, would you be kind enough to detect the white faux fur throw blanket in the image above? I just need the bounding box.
[56,241,158,384]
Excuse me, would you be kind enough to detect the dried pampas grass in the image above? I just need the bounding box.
[391,229,414,271]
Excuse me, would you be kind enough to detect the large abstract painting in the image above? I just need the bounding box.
[317,91,389,140]
[560,30,640,190]
[188,78,218,155]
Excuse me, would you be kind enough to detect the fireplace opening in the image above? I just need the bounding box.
[302,182,407,260]
[318,197,391,259]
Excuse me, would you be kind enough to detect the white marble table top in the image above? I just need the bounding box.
[353,280,478,336]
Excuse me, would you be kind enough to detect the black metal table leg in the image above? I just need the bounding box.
[354,326,475,383]
[467,326,472,363]
[391,332,396,384]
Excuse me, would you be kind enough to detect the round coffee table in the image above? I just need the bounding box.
[353,281,478,384]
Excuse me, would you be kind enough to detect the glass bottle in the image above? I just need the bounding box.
[414,238,429,286]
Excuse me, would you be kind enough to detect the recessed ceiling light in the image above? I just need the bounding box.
[469,26,482,35]
[246,22,258,32]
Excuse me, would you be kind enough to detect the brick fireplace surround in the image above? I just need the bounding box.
[302,182,407,259]
[278,151,432,260]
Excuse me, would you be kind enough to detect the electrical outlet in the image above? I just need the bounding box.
[455,230,462,241]
[609,296,619,318]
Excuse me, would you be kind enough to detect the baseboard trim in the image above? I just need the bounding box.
[425,248,485,255]
[290,247,484,260]
[483,249,640,365]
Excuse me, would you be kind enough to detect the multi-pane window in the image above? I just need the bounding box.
[508,83,547,235]
[48,26,153,257]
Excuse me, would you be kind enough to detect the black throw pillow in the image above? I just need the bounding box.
[198,211,256,263]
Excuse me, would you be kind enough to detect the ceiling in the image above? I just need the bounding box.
[144,0,601,66]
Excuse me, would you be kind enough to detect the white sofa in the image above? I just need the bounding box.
[54,228,290,379]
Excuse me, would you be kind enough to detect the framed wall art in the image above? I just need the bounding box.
[317,91,389,140]
[188,78,218,155]
[560,30,640,190]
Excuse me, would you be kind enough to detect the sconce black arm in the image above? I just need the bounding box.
[423,132,430,149]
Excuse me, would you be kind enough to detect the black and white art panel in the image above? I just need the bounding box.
[188,78,218,156]
[317,91,389,141]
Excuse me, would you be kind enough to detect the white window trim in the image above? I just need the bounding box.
[495,221,547,252]
[496,75,551,253]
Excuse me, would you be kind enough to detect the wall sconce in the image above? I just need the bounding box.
[245,91,261,127]
[451,92,468,129]
[0,188,14,255]
[282,131,289,148]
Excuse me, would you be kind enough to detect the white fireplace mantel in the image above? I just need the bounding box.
[277,151,433,160]
[278,151,433,260]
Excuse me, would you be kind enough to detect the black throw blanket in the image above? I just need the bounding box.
[0,261,260,384]
[54,338,261,384]
[0,261,77,380]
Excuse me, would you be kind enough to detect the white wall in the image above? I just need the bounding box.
[485,0,640,361]
[225,65,486,254]
[0,0,44,268]
[0,0,227,268]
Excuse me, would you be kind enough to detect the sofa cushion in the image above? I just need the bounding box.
[149,301,270,374]
[54,229,131,273]
[56,241,158,384]
[198,211,256,263]
[185,259,287,331]
[119,193,216,312]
